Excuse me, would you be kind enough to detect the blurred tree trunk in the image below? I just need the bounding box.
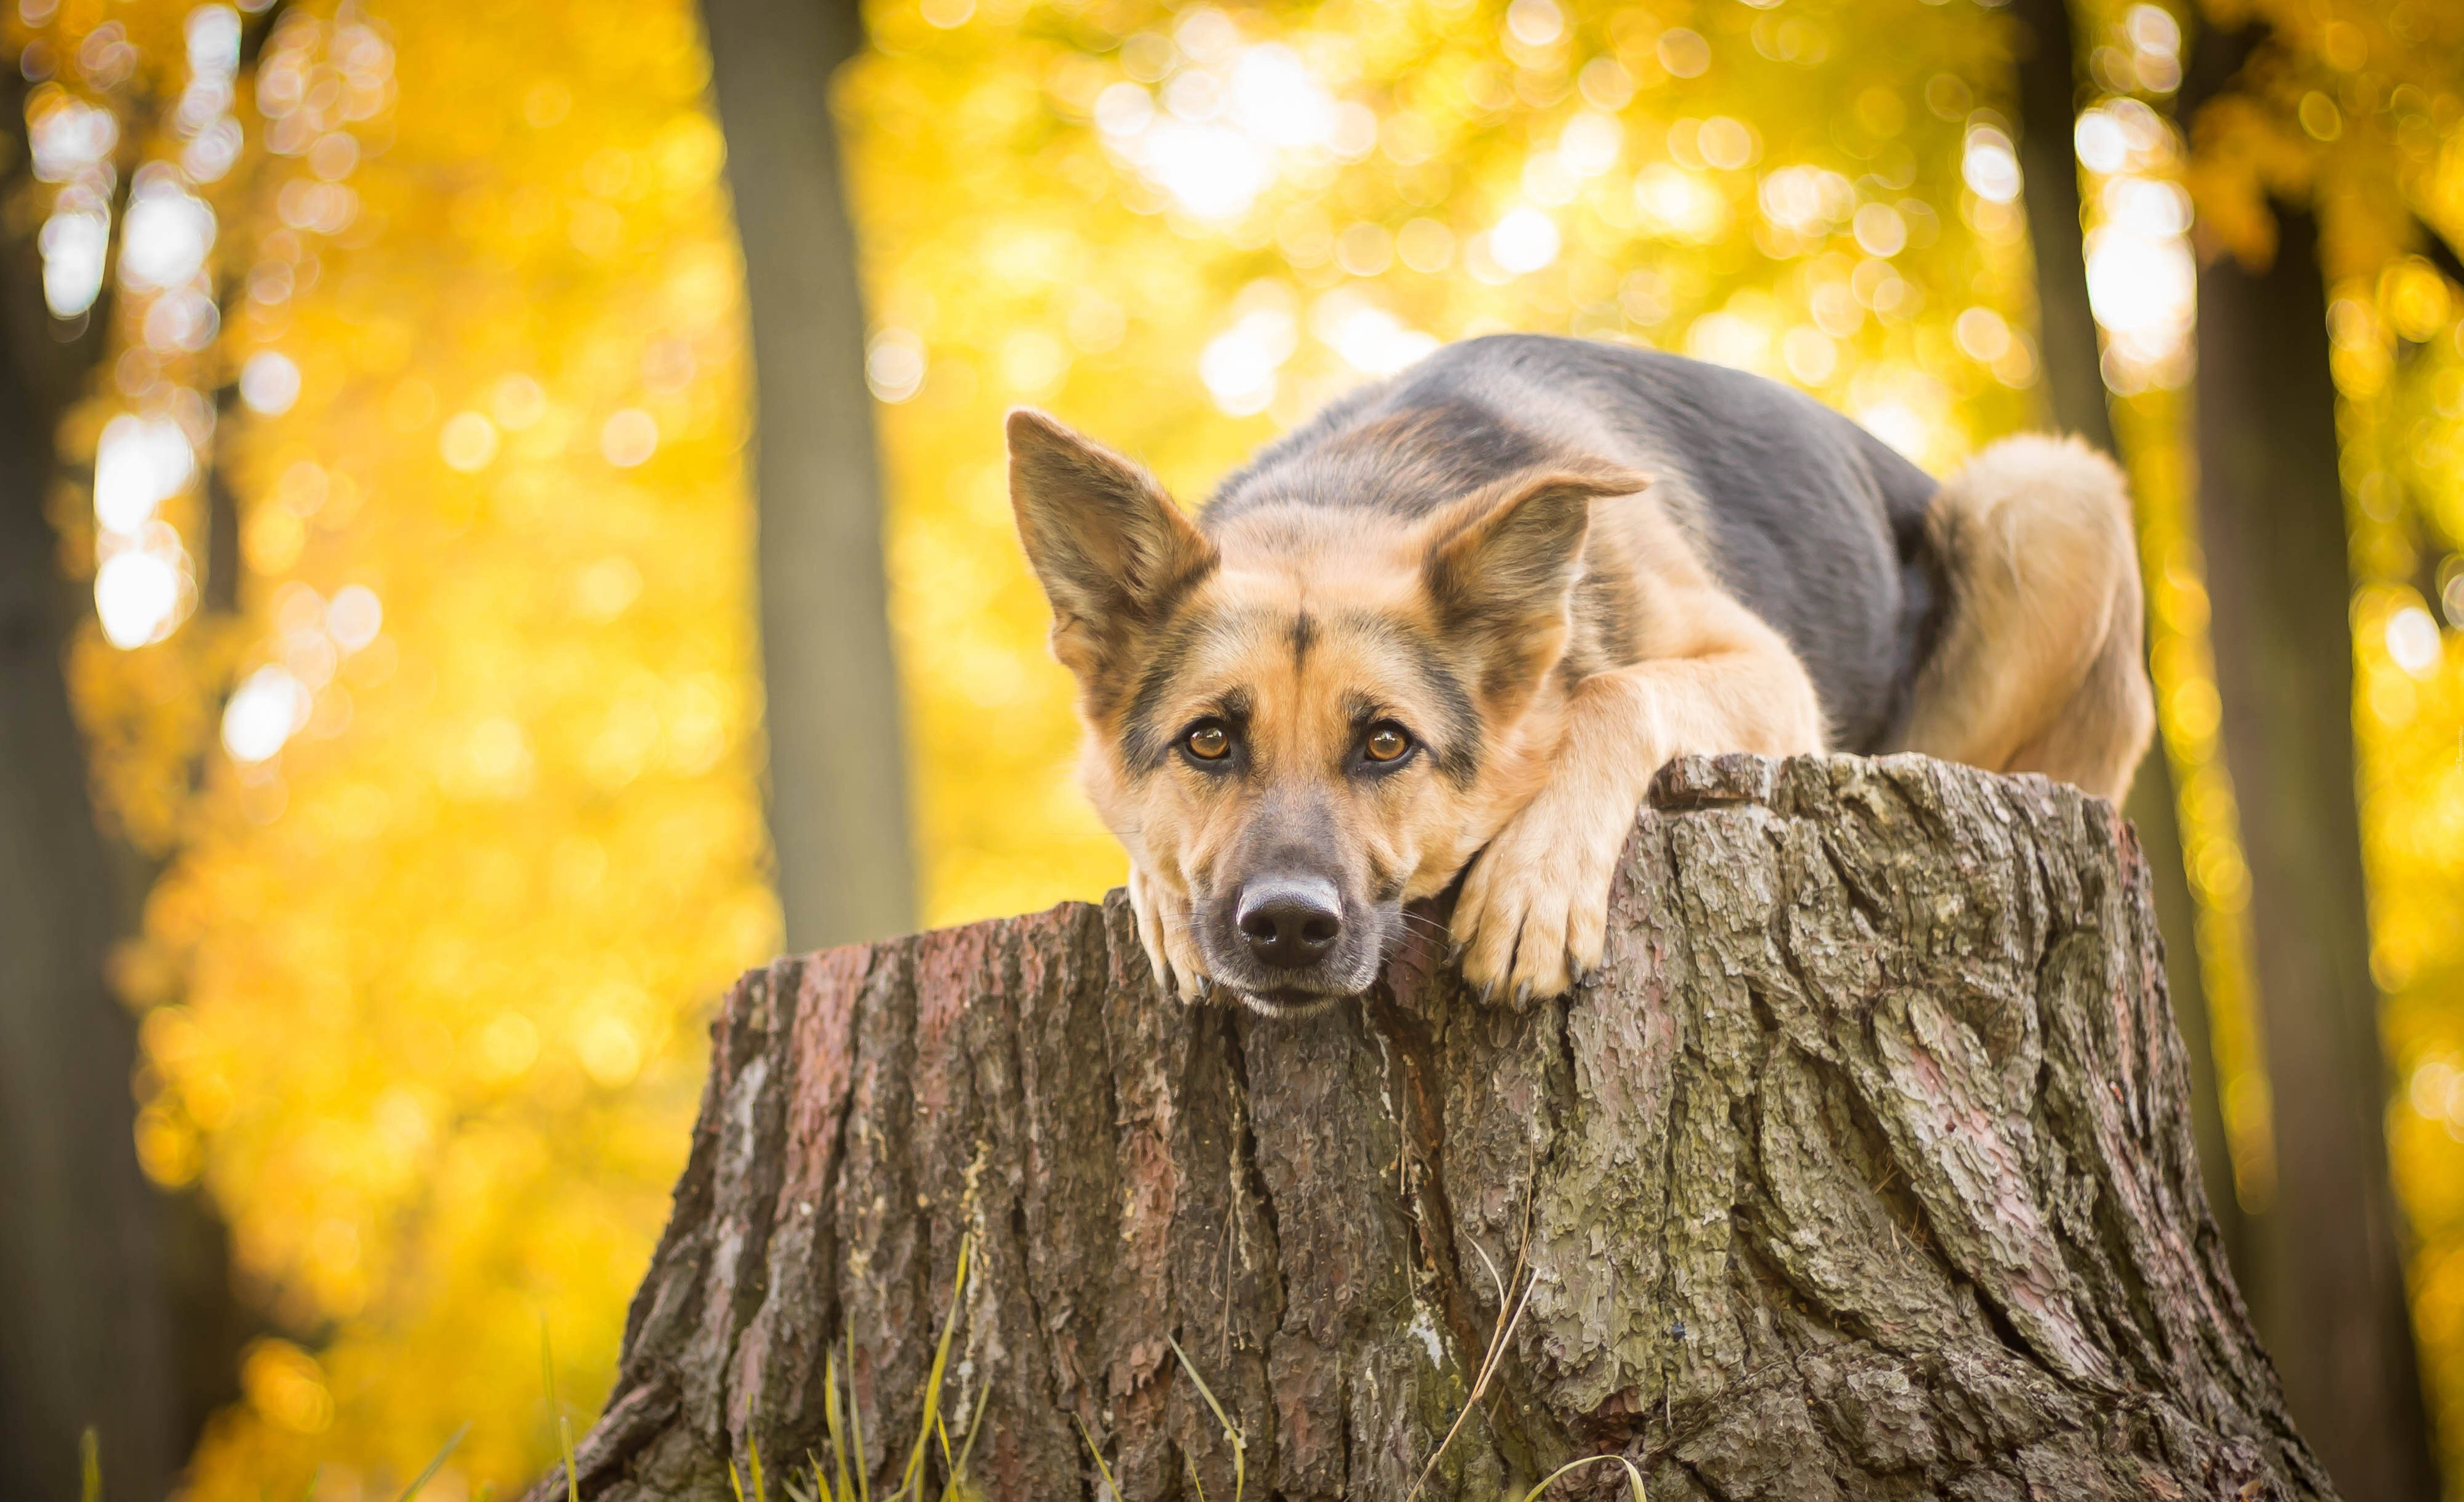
[2009,0,2242,1250]
[2188,204,2434,1497]
[702,0,917,952]
[0,116,180,1502]
[2011,0,2119,459]
[2174,15,2438,1497]
[2189,193,2435,1501]
[530,756,2331,1502]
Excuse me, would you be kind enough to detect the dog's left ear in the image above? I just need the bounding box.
[1008,409,1217,682]
[1422,463,1647,694]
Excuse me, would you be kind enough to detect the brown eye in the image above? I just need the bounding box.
[1364,725,1410,763]
[1186,723,1231,760]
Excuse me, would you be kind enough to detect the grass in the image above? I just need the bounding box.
[823,1341,861,1502]
[1072,1414,1120,1501]
[775,1217,1643,1502]
[1066,1206,1645,1502]
[396,1426,472,1502]
[1065,1330,1249,1502]
[1078,1323,1646,1502]
[1407,1170,1544,1502]
[66,1211,1636,1502]
[893,1233,974,1500]
[775,1231,982,1502]
[72,1421,467,1502]
[1165,1335,1245,1502]
[1521,1454,1651,1500]
[544,1321,580,1502]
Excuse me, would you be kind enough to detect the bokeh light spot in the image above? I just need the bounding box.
[241,351,303,415]
[222,665,311,764]
[600,407,659,467]
[439,410,499,471]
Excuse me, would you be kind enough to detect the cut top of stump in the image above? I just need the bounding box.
[539,753,2332,1502]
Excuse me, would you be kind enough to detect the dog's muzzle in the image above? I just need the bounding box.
[1235,876,1343,969]
[1197,873,1390,1017]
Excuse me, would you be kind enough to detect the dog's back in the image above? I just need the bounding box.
[1208,335,1944,752]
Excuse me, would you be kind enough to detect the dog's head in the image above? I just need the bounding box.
[1008,409,1640,1016]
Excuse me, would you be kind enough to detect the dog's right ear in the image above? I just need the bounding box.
[1008,409,1217,682]
[1420,462,1647,705]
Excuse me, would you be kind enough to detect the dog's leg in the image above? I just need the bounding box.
[1890,434,2153,803]
[2002,584,2153,803]
[1454,590,1826,1004]
[1128,861,1212,1002]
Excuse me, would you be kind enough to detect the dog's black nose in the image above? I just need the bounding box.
[1236,879,1342,969]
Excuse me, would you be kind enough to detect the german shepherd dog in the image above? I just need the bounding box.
[1009,335,2152,1016]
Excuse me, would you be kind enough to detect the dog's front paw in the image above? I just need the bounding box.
[1452,789,1632,1006]
[1129,863,1210,1002]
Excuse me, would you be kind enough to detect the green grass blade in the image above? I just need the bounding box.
[825,1351,856,1502]
[751,1435,769,1502]
[540,1317,559,1419]
[1166,1335,1246,1502]
[948,1386,988,1498]
[395,1424,472,1502]
[896,1234,974,1502]
[80,1427,99,1502]
[849,1327,871,1502]
[1073,1415,1120,1501]
[930,1411,955,1500]
[544,1319,580,1502]
[1520,1454,1649,1501]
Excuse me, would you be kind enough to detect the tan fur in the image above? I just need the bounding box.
[1888,435,2153,803]
[1011,410,2148,1013]
[1450,491,1826,1000]
[1012,410,1828,1009]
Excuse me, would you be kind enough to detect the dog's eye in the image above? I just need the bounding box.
[1186,723,1231,760]
[1364,724,1411,763]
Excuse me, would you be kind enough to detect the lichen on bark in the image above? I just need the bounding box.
[530,753,2333,1502]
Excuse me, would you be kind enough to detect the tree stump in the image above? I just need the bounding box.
[532,754,2332,1501]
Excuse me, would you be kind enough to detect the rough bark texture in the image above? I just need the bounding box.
[702,0,916,951]
[536,754,2327,1502]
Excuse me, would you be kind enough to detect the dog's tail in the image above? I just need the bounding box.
[1889,434,2154,803]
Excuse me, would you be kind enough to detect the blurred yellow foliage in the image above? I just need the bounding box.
[28,0,774,1494]
[2165,0,2464,1474]
[843,0,2041,929]
[13,0,2464,1496]
[2181,0,2462,283]
[2355,233,2464,1496]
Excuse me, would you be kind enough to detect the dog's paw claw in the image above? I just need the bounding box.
[1450,789,1630,1007]
[1130,863,1213,1004]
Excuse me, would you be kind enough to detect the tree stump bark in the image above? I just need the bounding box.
[533,754,2332,1501]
